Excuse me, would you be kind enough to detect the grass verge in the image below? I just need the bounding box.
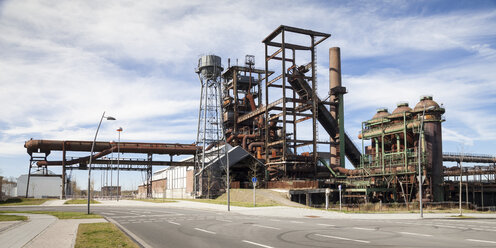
[65,199,101,204]
[75,223,139,248]
[0,215,28,221]
[0,198,51,206]
[133,199,177,203]
[0,211,102,219]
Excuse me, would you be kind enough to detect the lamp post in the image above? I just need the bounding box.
[87,112,115,214]
[116,127,123,201]
[418,105,435,218]
[459,160,463,216]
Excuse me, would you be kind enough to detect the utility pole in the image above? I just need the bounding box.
[117,127,123,201]
[459,161,463,216]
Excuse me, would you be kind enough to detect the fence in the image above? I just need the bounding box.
[319,201,495,212]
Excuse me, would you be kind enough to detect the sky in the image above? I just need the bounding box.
[1,0,496,191]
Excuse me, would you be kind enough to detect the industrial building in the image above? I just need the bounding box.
[17,170,61,198]
[22,25,496,209]
[138,165,193,199]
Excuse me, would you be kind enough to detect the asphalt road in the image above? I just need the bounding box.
[4,205,496,248]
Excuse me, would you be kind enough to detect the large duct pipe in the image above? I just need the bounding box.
[329,47,342,167]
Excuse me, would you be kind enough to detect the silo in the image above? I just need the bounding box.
[414,96,444,202]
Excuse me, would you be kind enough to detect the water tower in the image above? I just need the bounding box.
[195,55,224,196]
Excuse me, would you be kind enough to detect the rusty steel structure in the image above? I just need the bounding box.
[356,97,445,202]
[24,139,198,198]
[221,26,353,184]
[215,25,496,206]
[23,25,496,206]
[220,26,363,191]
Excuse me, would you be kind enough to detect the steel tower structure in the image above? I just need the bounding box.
[194,55,224,197]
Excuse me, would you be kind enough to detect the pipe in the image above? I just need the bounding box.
[359,121,420,139]
[25,139,199,155]
[242,134,257,150]
[226,135,235,143]
[37,146,116,166]
[248,142,264,152]
[246,93,257,111]
[205,143,215,151]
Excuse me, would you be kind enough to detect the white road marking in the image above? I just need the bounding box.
[218,219,233,223]
[434,225,458,229]
[194,228,216,234]
[315,234,370,243]
[115,214,181,218]
[317,224,335,227]
[466,239,496,244]
[269,219,281,221]
[252,224,281,230]
[471,228,496,232]
[399,232,432,237]
[353,227,375,231]
[242,240,274,248]
[168,221,180,225]
[437,219,496,225]
[290,221,304,224]
[392,221,422,226]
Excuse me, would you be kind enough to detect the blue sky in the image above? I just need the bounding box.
[1,0,495,190]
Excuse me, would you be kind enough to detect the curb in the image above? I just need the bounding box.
[105,216,153,248]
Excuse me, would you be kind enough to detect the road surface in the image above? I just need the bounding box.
[3,205,496,248]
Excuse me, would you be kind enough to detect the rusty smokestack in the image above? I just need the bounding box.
[329,47,341,167]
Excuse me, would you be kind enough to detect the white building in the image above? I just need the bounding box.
[17,170,62,198]
[1,180,17,198]
[157,166,194,199]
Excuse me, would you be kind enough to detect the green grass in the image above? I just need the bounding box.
[75,223,139,248]
[0,211,102,219]
[65,199,101,204]
[0,214,28,221]
[0,197,51,206]
[133,199,177,203]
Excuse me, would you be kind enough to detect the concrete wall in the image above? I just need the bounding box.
[17,175,62,198]
[164,166,193,199]
[1,182,17,197]
[138,167,194,199]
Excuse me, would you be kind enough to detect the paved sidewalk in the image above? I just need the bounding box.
[0,213,56,248]
[41,200,66,206]
[0,213,106,248]
[0,220,23,233]
[24,218,107,248]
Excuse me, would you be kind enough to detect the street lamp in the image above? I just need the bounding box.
[459,160,463,216]
[116,127,123,201]
[88,112,115,214]
[418,105,435,218]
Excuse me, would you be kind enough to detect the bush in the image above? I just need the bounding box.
[0,197,22,204]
